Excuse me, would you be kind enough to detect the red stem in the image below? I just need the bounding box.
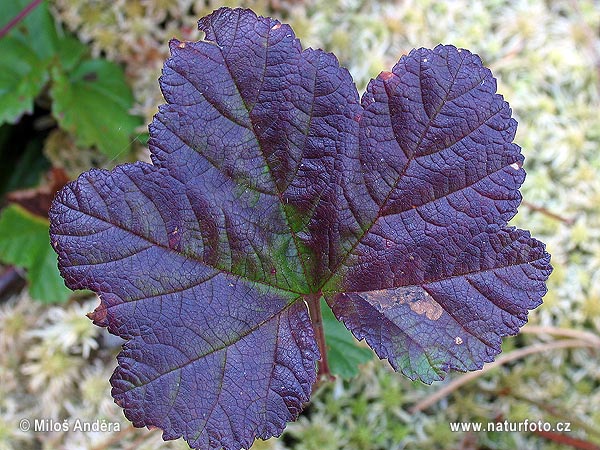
[534,430,600,450]
[306,292,332,383]
[521,200,575,225]
[0,0,44,39]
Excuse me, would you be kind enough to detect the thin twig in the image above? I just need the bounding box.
[534,430,600,450]
[521,200,575,225]
[510,391,600,440]
[522,325,600,347]
[0,0,44,39]
[410,339,597,413]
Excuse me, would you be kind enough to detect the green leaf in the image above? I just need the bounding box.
[322,298,373,379]
[0,204,71,303]
[1,0,59,60]
[0,0,61,124]
[0,1,90,125]
[0,37,50,124]
[50,59,142,159]
[55,35,88,72]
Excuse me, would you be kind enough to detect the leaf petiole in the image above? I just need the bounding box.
[306,291,334,385]
[0,0,43,39]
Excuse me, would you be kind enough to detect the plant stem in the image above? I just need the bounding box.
[306,292,332,383]
[0,0,44,39]
[522,325,600,347]
[521,200,575,225]
[534,430,600,450]
[410,338,598,413]
[510,391,600,441]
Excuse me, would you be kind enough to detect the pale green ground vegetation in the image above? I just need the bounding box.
[1,0,600,449]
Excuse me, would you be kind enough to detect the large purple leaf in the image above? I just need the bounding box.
[51,164,319,449]
[49,7,551,450]
[325,46,551,382]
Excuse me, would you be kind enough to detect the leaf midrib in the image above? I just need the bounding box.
[60,189,305,296]
[210,33,317,293]
[319,53,493,292]
[118,297,297,393]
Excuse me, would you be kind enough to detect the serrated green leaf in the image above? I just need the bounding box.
[55,35,88,72]
[0,1,87,124]
[1,0,59,60]
[0,37,50,124]
[322,298,373,379]
[0,204,70,303]
[0,0,60,123]
[50,59,142,159]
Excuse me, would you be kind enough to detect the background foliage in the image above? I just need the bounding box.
[0,0,599,449]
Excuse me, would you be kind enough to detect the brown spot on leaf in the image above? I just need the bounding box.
[271,23,282,30]
[83,72,98,82]
[361,286,443,320]
[380,71,394,81]
[87,302,108,326]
